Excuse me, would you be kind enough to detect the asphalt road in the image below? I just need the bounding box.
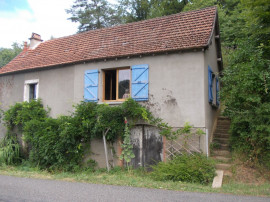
[0,175,269,202]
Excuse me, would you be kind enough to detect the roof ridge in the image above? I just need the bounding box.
[44,6,217,44]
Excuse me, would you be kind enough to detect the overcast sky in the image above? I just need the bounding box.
[0,0,117,48]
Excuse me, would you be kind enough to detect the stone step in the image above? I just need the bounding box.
[215,128,230,133]
[211,156,232,163]
[214,133,230,138]
[212,149,231,157]
[216,124,231,128]
[215,163,231,170]
[211,142,230,150]
[213,137,230,144]
[218,116,230,121]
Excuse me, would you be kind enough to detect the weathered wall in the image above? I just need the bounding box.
[74,51,205,128]
[204,29,220,145]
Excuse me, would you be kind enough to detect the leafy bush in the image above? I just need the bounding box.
[3,99,48,130]
[151,154,216,185]
[24,117,90,171]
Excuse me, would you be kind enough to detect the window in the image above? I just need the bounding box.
[103,68,130,101]
[24,79,39,102]
[84,64,149,103]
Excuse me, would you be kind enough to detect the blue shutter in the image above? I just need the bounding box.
[84,69,99,102]
[208,66,213,103]
[216,77,220,106]
[131,64,149,101]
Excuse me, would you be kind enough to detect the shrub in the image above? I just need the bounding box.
[151,154,216,185]
[0,131,20,165]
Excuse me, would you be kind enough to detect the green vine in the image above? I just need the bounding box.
[1,98,204,170]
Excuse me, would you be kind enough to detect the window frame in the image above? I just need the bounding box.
[24,79,39,102]
[102,67,131,102]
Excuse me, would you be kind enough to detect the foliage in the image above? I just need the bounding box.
[221,0,270,168]
[0,132,20,165]
[66,0,122,32]
[222,41,270,167]
[0,42,22,68]
[183,0,218,12]
[151,154,216,185]
[3,99,48,130]
[119,118,135,169]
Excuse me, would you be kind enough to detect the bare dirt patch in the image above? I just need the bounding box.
[229,156,270,185]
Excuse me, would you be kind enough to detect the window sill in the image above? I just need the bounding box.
[210,103,219,109]
[99,101,124,105]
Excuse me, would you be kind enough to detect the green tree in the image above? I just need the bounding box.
[0,42,22,68]
[221,0,270,167]
[149,0,187,18]
[66,0,122,32]
[118,0,152,22]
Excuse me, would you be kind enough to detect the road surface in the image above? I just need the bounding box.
[0,175,268,202]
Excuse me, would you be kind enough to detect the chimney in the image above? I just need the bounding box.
[29,33,43,49]
[23,41,28,52]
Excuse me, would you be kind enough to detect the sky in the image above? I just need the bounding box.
[0,0,117,49]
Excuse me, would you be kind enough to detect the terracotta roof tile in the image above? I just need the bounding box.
[0,6,217,74]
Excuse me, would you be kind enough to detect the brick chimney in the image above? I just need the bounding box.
[23,41,28,52]
[29,33,43,49]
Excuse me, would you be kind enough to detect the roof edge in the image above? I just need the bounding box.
[0,47,206,76]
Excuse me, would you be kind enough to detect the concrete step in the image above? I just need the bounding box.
[213,137,230,144]
[211,156,232,163]
[215,163,231,170]
[212,149,231,157]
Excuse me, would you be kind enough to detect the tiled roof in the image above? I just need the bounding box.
[0,7,217,75]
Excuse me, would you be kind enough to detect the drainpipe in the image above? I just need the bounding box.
[206,129,209,157]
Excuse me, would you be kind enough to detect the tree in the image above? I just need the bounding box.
[118,0,188,22]
[221,0,270,167]
[149,0,187,18]
[118,0,152,22]
[66,0,122,32]
[0,42,22,68]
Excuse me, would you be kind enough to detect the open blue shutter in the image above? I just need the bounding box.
[131,64,149,101]
[208,66,213,103]
[216,77,220,106]
[84,69,99,102]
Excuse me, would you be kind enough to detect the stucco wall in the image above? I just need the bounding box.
[74,52,205,128]
[0,66,75,138]
[0,50,209,157]
[204,29,220,144]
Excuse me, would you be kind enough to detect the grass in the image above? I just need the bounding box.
[0,164,269,197]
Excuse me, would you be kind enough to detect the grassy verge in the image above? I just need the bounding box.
[0,164,269,197]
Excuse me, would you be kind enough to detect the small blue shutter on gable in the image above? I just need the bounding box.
[84,69,99,102]
[131,64,149,101]
[208,66,213,103]
[216,77,220,106]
